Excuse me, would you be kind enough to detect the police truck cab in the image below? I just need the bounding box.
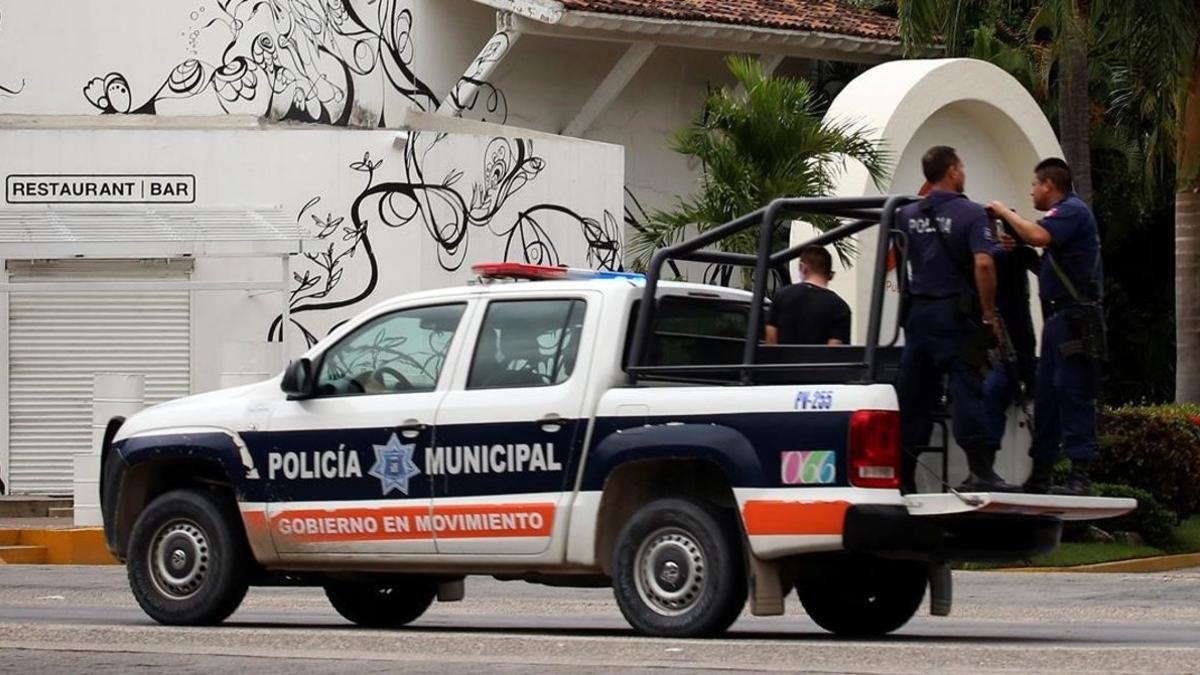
[99,197,1135,638]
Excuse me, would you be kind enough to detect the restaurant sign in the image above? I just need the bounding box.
[5,174,196,204]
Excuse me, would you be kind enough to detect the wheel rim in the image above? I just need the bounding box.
[634,527,706,616]
[147,518,210,600]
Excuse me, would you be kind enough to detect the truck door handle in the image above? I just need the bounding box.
[538,414,564,433]
[398,419,427,439]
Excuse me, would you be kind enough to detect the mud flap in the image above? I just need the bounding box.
[748,555,786,616]
[437,579,465,602]
[928,562,951,616]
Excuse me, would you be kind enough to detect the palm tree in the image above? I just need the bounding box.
[1045,1,1092,205]
[1183,65,1200,402]
[1101,0,1200,402]
[894,0,1093,203]
[628,55,890,284]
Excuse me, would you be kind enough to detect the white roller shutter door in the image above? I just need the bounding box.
[7,261,191,494]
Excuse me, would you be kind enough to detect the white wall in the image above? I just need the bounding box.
[484,35,744,275]
[0,0,768,254]
[0,126,622,388]
[0,0,460,124]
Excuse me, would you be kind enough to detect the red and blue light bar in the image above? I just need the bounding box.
[471,262,643,281]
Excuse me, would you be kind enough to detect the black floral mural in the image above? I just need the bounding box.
[444,29,513,124]
[81,0,505,125]
[268,132,621,346]
[0,9,23,98]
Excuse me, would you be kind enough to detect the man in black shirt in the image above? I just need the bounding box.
[766,246,852,345]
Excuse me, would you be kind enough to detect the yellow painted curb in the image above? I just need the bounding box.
[0,528,117,565]
[0,545,47,564]
[999,552,1200,574]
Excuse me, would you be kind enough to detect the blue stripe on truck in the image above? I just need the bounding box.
[115,410,851,502]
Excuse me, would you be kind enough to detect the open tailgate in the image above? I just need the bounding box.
[903,492,1137,521]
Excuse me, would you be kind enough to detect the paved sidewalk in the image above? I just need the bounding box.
[0,518,75,530]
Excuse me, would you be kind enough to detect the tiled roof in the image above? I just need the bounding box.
[558,1,900,41]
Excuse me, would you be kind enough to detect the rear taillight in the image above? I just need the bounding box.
[848,410,901,489]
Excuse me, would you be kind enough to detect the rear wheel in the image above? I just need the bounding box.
[324,578,438,628]
[612,498,746,637]
[126,488,250,626]
[798,558,927,636]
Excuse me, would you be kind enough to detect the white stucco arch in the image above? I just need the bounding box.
[793,57,1063,342]
[790,58,1064,488]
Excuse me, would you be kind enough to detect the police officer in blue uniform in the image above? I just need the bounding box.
[898,147,1017,493]
[989,158,1104,495]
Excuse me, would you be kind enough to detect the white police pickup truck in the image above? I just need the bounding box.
[99,197,1135,638]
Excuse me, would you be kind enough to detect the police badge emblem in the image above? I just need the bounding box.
[369,433,422,496]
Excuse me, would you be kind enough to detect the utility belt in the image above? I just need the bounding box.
[909,292,981,319]
[907,292,993,370]
[1044,297,1080,317]
[909,294,956,306]
[1045,297,1108,363]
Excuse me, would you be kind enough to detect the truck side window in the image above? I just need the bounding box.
[467,299,586,389]
[315,303,466,397]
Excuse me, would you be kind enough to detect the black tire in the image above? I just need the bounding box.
[126,488,251,626]
[611,498,747,637]
[324,578,438,628]
[798,558,927,636]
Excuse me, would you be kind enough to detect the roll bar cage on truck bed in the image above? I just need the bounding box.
[625,194,1136,506]
[627,195,914,386]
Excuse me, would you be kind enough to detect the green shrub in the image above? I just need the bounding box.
[1095,404,1200,519]
[1093,483,1176,547]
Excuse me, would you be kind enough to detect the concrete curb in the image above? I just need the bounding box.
[999,552,1200,574]
[0,528,117,565]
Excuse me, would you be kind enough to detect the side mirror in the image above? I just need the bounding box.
[281,358,314,399]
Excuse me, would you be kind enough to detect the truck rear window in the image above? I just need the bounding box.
[623,296,753,368]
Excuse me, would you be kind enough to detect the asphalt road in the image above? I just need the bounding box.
[0,565,1197,673]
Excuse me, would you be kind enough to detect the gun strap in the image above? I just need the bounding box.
[1045,249,1087,304]
[1045,232,1102,304]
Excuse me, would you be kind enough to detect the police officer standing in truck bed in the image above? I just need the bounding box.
[989,158,1104,495]
[897,146,1017,493]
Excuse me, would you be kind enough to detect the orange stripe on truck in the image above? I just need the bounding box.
[240,510,270,541]
[741,500,850,536]
[268,503,555,543]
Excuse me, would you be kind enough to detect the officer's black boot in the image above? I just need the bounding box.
[956,447,1020,492]
[1021,458,1055,494]
[1050,460,1093,496]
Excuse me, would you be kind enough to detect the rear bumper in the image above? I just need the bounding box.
[844,505,1062,562]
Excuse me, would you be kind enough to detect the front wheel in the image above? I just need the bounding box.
[611,498,747,637]
[126,488,251,626]
[324,578,438,628]
[798,558,927,636]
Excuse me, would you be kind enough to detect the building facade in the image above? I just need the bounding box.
[0,0,900,493]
